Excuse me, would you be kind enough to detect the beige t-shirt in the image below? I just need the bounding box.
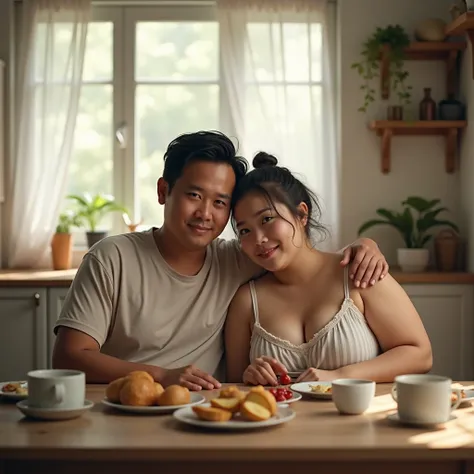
[54,229,260,379]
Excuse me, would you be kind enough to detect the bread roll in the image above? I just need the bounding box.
[154,383,165,404]
[193,405,232,422]
[210,397,241,413]
[157,385,191,406]
[106,377,127,403]
[120,377,157,406]
[219,385,245,401]
[240,401,271,421]
[127,371,154,384]
[245,387,277,416]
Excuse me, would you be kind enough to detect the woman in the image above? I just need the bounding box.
[225,152,432,385]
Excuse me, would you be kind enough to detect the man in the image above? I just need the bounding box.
[53,131,388,391]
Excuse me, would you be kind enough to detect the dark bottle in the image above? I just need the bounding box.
[419,87,436,120]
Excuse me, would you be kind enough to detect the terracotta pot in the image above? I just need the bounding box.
[51,233,73,270]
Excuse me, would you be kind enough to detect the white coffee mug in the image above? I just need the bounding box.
[391,374,462,424]
[332,379,375,415]
[27,369,85,410]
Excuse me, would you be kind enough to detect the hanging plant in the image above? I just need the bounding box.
[351,25,412,113]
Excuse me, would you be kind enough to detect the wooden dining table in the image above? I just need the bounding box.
[1,383,474,474]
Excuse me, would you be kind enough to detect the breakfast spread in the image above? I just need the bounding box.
[1,382,27,395]
[193,385,277,423]
[105,371,190,407]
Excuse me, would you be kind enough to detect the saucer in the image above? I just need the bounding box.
[16,400,94,421]
[387,412,456,428]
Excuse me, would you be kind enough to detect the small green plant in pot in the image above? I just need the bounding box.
[351,24,412,116]
[358,197,459,272]
[51,210,83,270]
[68,193,128,248]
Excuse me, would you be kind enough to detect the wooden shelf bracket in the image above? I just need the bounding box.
[447,49,457,96]
[380,45,390,100]
[369,121,466,174]
[381,128,393,173]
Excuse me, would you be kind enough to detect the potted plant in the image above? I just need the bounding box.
[351,25,412,117]
[68,193,127,248]
[51,210,82,270]
[357,196,459,272]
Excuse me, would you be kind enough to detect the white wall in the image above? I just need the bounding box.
[339,0,462,265]
[460,32,474,271]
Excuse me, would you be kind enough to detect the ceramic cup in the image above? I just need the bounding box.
[391,374,462,424]
[332,379,375,415]
[27,369,85,410]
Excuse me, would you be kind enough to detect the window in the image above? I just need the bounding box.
[47,5,328,240]
[134,20,219,227]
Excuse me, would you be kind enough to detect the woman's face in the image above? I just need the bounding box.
[234,191,306,272]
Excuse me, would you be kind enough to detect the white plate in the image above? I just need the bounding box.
[0,381,28,401]
[17,400,94,421]
[290,381,332,399]
[173,402,295,430]
[101,392,206,414]
[387,412,456,428]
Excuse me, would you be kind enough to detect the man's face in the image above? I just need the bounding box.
[158,160,236,251]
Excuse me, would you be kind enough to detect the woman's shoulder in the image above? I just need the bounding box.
[230,281,252,308]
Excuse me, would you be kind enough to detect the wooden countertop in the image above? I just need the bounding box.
[1,268,474,286]
[390,270,474,284]
[1,383,474,463]
[0,269,77,287]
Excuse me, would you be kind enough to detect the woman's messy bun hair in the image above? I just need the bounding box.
[231,151,328,242]
[252,151,278,169]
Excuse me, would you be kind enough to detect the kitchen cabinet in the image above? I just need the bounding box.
[402,284,474,380]
[0,288,47,380]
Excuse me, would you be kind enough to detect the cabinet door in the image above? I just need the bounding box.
[0,288,47,380]
[402,284,474,380]
[47,287,70,368]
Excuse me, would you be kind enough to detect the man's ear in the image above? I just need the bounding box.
[297,202,309,227]
[157,178,169,205]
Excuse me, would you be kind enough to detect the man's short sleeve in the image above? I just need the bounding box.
[54,253,114,347]
[216,239,263,285]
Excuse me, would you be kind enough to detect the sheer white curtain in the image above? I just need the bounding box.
[5,0,90,268]
[218,0,340,249]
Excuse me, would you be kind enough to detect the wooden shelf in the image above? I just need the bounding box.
[446,13,474,79]
[379,42,466,99]
[368,120,467,174]
[391,269,474,284]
